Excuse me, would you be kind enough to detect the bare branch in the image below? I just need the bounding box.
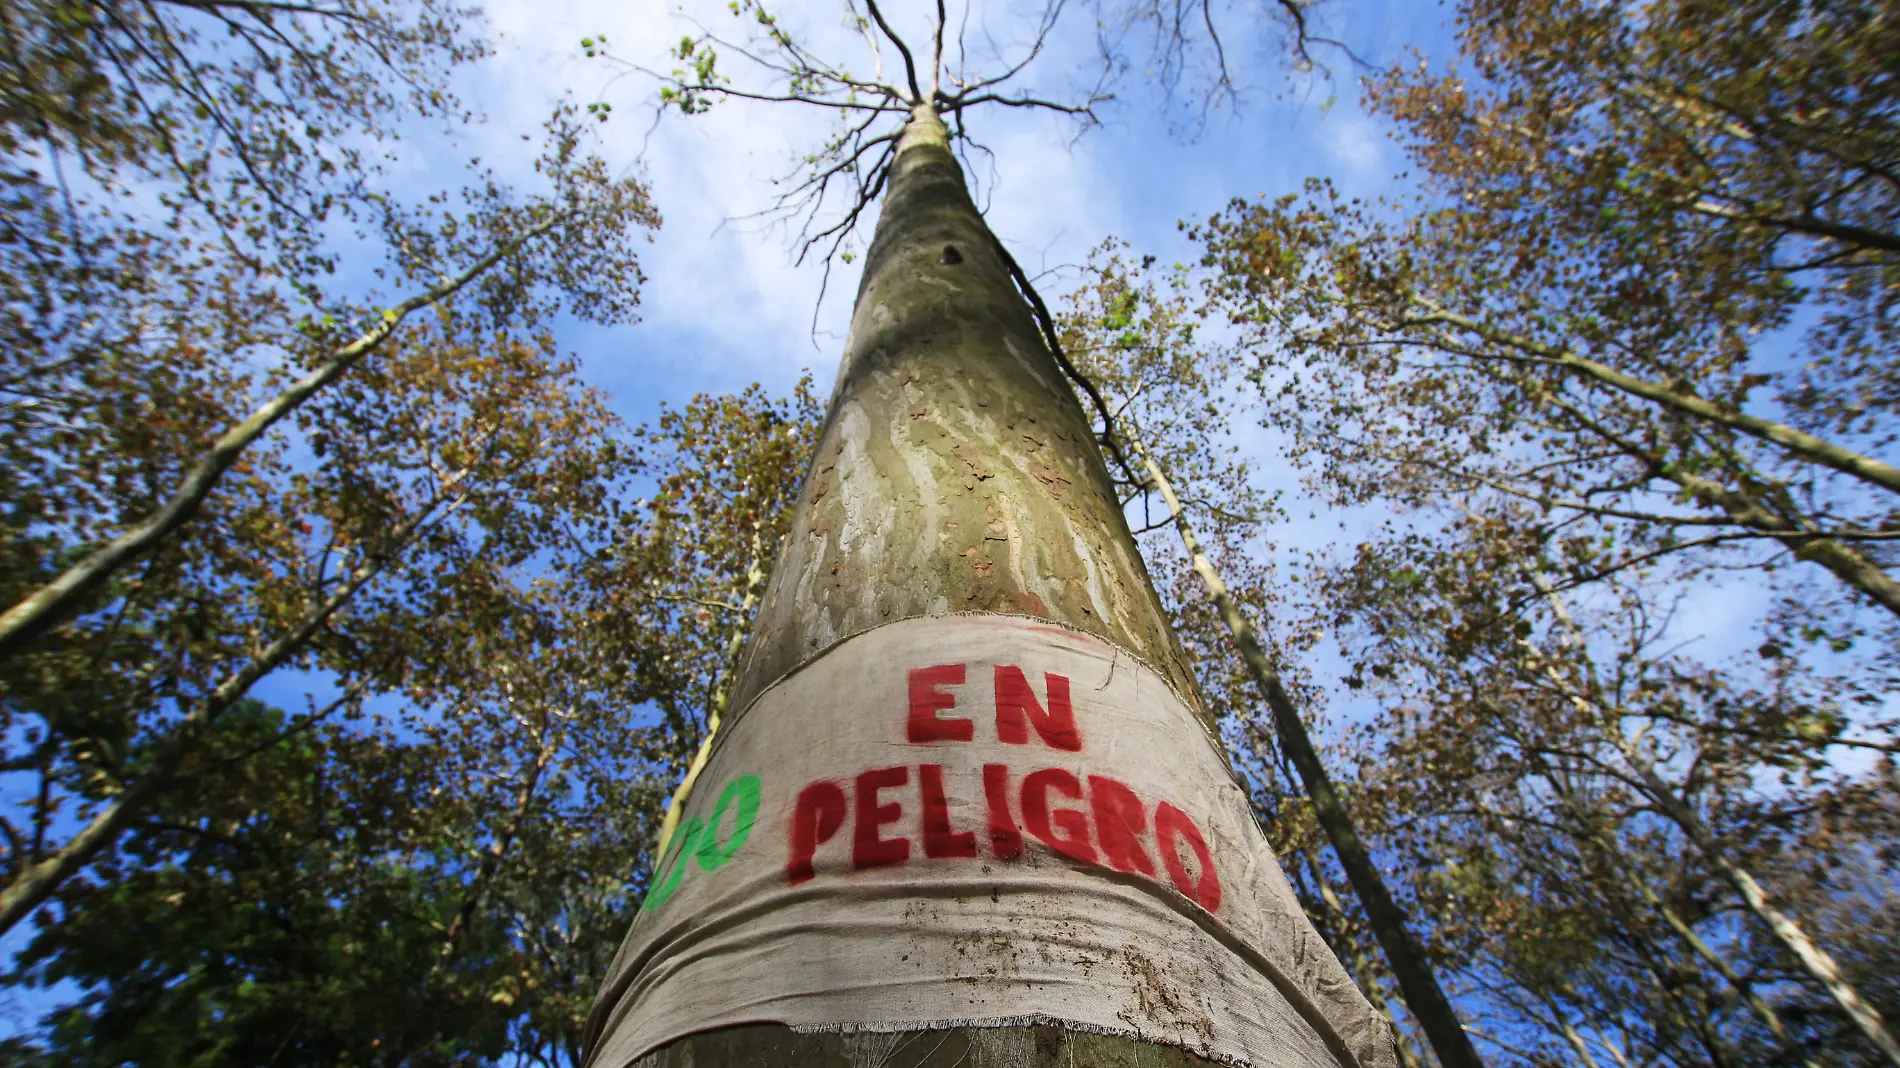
[947,92,1103,118]
[930,0,946,101]
[863,0,920,102]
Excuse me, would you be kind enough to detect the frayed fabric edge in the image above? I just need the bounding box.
[786,1014,1253,1068]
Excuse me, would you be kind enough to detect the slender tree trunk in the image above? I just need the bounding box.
[0,479,470,936]
[1539,764,1817,1067]
[1525,577,1900,1068]
[1537,393,1900,619]
[584,104,1395,1068]
[0,215,569,663]
[1298,845,1425,1068]
[379,708,564,1068]
[1404,297,1900,498]
[1628,856,1816,1066]
[1542,994,1605,1068]
[1130,434,1486,1068]
[1621,929,1740,1068]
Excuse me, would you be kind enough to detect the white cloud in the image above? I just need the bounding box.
[448,0,1149,410]
[1322,110,1387,183]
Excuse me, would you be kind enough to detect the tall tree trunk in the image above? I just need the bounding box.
[583,104,1396,1068]
[1296,845,1425,1068]
[1542,993,1605,1068]
[1131,433,1486,1068]
[653,523,771,858]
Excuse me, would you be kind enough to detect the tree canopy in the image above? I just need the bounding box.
[1,0,1895,1065]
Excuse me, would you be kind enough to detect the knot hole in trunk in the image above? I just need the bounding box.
[939,244,963,266]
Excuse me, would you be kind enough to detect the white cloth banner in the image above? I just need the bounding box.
[585,615,1396,1068]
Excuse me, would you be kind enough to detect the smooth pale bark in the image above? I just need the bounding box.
[1537,759,1816,1066]
[1628,854,1815,1065]
[628,104,1225,1067]
[725,109,1201,720]
[1546,1000,1604,1068]
[1129,436,1486,1068]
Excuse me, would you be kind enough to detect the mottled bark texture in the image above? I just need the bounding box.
[726,106,1202,723]
[627,107,1231,1066]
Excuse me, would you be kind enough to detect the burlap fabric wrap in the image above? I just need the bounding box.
[584,615,1396,1068]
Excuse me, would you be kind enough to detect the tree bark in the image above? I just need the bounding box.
[1538,392,1900,619]
[725,110,1200,717]
[1628,855,1815,1066]
[1545,997,1605,1068]
[598,103,1378,1068]
[1131,436,1486,1068]
[1539,762,1817,1067]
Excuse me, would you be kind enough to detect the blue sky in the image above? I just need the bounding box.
[232,0,1813,749]
[6,0,1880,1047]
[461,0,1458,413]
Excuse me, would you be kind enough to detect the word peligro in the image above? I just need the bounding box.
[785,663,1222,912]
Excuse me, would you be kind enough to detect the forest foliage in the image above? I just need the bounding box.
[1154,1,1899,1064]
[0,0,1894,1066]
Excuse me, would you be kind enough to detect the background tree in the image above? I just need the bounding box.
[1195,0,1900,624]
[3,381,822,1066]
[1185,0,1900,1061]
[1058,250,1479,1068]
[621,381,822,857]
[1308,508,1899,1067]
[0,0,657,937]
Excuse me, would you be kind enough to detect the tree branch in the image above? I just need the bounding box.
[1405,296,1900,499]
[0,212,573,662]
[0,470,480,937]
[863,0,920,102]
